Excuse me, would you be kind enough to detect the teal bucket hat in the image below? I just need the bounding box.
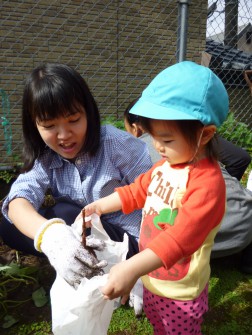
[130,61,229,127]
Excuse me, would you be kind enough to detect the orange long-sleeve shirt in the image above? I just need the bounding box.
[116,158,226,300]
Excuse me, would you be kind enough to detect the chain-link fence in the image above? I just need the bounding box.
[0,0,251,167]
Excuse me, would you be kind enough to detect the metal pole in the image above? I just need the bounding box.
[176,0,190,62]
[224,0,238,48]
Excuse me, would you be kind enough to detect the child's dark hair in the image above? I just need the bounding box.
[139,117,218,162]
[123,97,140,126]
[22,63,101,171]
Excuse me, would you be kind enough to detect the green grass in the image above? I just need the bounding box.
[108,306,152,334]
[202,257,252,335]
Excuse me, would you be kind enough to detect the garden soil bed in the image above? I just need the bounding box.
[0,237,55,334]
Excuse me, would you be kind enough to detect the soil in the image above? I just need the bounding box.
[0,189,55,332]
[0,236,55,334]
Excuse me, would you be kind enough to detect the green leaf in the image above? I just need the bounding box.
[0,265,12,272]
[0,262,38,277]
[0,263,22,276]
[2,314,19,329]
[32,287,49,307]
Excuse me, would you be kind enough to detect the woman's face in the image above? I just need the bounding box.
[36,111,87,160]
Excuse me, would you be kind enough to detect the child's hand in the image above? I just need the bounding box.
[84,201,103,218]
[101,248,162,303]
[101,261,139,304]
[74,201,103,226]
[75,192,122,226]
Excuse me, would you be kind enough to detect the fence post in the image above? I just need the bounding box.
[224,0,239,47]
[176,0,190,62]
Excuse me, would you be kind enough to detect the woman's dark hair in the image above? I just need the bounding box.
[22,63,101,171]
[139,117,218,162]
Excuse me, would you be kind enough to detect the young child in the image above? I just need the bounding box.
[84,61,229,334]
[0,63,152,287]
[124,97,252,273]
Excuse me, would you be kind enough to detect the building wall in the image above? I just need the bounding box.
[0,1,207,165]
[238,33,252,53]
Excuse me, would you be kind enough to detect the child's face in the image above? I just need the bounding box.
[150,120,196,165]
[36,110,87,160]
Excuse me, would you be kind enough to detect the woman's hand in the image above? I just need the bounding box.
[35,220,107,288]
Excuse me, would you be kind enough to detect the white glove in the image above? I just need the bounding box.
[72,216,91,239]
[129,278,143,317]
[34,219,107,288]
[72,216,106,250]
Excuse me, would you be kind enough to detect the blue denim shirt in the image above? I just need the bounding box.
[2,125,153,239]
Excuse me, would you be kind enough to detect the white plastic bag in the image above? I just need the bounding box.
[50,215,129,335]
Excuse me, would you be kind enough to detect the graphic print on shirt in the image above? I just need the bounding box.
[139,163,191,281]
